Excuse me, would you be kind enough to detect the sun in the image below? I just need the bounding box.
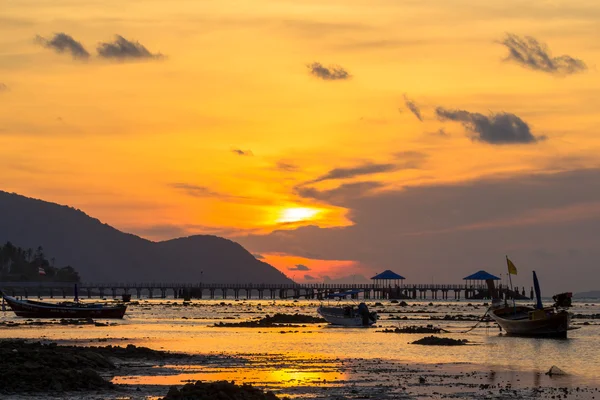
[277,207,321,223]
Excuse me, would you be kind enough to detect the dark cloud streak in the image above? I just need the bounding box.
[308,62,350,80]
[436,107,545,144]
[500,33,586,75]
[232,148,253,156]
[296,181,384,203]
[288,264,310,271]
[310,162,396,184]
[403,94,423,121]
[275,161,299,172]
[97,35,163,60]
[35,33,90,59]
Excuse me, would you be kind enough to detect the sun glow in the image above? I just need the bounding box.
[277,207,321,223]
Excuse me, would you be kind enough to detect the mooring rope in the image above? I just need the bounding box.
[439,306,493,334]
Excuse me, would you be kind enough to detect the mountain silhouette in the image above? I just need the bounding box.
[0,191,291,283]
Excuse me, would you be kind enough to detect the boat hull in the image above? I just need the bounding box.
[489,306,570,338]
[3,296,127,319]
[317,306,376,327]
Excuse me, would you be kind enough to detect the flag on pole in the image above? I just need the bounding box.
[38,267,46,276]
[506,257,518,275]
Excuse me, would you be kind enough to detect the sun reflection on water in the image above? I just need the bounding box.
[112,364,345,387]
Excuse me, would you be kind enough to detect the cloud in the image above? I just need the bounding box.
[500,33,587,75]
[307,62,351,80]
[394,151,428,169]
[288,264,311,271]
[169,183,267,206]
[35,33,90,59]
[403,94,423,121]
[170,183,224,198]
[275,161,299,172]
[97,35,163,60]
[253,253,265,260]
[232,148,253,156]
[237,168,600,294]
[303,274,317,280]
[296,181,384,203]
[433,128,449,137]
[0,83,7,92]
[309,162,396,184]
[435,107,545,144]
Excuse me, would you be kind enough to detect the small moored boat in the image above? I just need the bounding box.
[486,272,573,338]
[317,290,378,327]
[1,291,127,319]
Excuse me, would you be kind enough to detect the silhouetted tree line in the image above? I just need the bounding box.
[0,242,80,282]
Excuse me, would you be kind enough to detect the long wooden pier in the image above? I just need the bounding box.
[0,281,532,301]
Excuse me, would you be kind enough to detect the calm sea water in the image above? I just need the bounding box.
[1,298,599,387]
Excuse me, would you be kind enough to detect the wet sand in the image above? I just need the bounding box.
[2,339,598,400]
[2,299,600,399]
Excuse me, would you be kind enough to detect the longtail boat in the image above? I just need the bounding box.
[486,272,573,338]
[1,290,127,319]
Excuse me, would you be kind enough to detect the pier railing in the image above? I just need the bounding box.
[0,281,514,300]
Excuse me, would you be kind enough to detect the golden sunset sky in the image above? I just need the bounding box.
[2,0,599,289]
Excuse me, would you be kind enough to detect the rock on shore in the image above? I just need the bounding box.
[412,336,468,346]
[0,340,114,393]
[162,381,287,400]
[0,340,192,394]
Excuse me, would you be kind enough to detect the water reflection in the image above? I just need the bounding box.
[112,364,345,387]
[1,298,598,385]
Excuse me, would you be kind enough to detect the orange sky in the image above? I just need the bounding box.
[1,0,600,285]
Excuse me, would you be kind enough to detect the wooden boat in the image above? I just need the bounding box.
[486,272,573,338]
[317,290,378,327]
[1,293,127,319]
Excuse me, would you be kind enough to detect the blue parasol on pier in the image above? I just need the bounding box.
[463,270,500,281]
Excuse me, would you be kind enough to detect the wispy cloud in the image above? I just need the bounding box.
[170,183,223,198]
[275,161,299,172]
[35,33,90,59]
[394,151,428,168]
[403,94,423,121]
[97,35,164,61]
[309,162,396,184]
[296,181,384,202]
[288,264,310,271]
[0,83,8,92]
[304,274,317,280]
[500,33,586,75]
[232,148,253,156]
[253,253,265,260]
[436,107,545,144]
[169,182,264,205]
[307,62,351,80]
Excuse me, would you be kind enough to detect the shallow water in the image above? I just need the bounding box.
[1,297,599,397]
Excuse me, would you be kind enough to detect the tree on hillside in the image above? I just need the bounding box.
[0,242,81,282]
